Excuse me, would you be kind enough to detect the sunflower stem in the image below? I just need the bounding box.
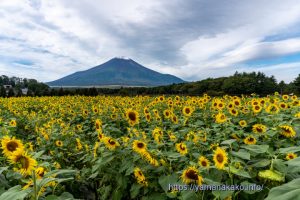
[32,170,38,200]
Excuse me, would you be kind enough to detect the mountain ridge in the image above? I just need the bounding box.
[46,57,185,87]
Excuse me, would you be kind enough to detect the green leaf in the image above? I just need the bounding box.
[241,145,269,154]
[212,190,234,200]
[32,150,45,159]
[0,186,31,200]
[181,191,198,200]
[0,167,8,175]
[158,174,179,193]
[229,165,251,178]
[130,183,142,199]
[286,157,300,167]
[112,189,123,200]
[231,150,250,160]
[279,146,300,154]
[221,139,236,145]
[273,159,287,174]
[250,159,270,168]
[45,169,76,178]
[265,177,300,200]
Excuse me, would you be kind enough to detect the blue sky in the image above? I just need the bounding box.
[0,0,300,83]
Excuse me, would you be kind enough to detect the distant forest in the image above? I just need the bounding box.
[1,72,299,97]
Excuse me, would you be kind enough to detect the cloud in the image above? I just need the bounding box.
[0,0,300,83]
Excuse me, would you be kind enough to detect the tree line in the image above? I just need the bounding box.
[1,72,299,97]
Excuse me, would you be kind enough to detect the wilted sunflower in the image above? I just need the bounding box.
[198,156,210,168]
[126,109,139,126]
[258,169,284,182]
[215,113,227,123]
[181,166,203,185]
[244,136,257,145]
[279,125,296,138]
[1,136,24,157]
[55,140,63,147]
[182,106,193,117]
[252,124,267,134]
[132,140,147,154]
[104,137,120,150]
[133,167,148,186]
[213,147,228,170]
[9,148,37,176]
[176,142,188,155]
[286,152,297,160]
[239,120,247,127]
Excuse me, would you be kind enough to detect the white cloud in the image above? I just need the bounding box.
[0,0,300,83]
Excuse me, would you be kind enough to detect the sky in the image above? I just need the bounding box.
[0,0,300,83]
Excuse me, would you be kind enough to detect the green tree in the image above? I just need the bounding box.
[0,86,6,97]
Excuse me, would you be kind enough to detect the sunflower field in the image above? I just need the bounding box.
[0,93,300,200]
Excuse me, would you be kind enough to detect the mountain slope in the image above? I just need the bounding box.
[46,57,185,86]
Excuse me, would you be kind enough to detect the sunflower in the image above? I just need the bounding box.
[171,114,179,124]
[239,120,247,127]
[126,109,139,126]
[95,119,102,132]
[97,132,106,141]
[279,102,287,110]
[252,105,262,113]
[103,137,120,150]
[266,104,280,114]
[168,132,177,142]
[132,140,147,154]
[9,119,17,127]
[229,109,238,116]
[181,166,203,185]
[163,110,171,118]
[133,167,148,186]
[282,95,289,101]
[1,136,24,157]
[217,102,225,110]
[279,125,296,138]
[93,142,100,158]
[213,147,228,170]
[9,148,37,176]
[198,156,210,168]
[176,142,188,155]
[252,124,267,134]
[182,106,193,117]
[75,138,83,151]
[286,153,297,160]
[233,99,241,107]
[35,167,46,179]
[244,136,257,145]
[55,140,63,147]
[215,113,227,123]
[145,113,151,122]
